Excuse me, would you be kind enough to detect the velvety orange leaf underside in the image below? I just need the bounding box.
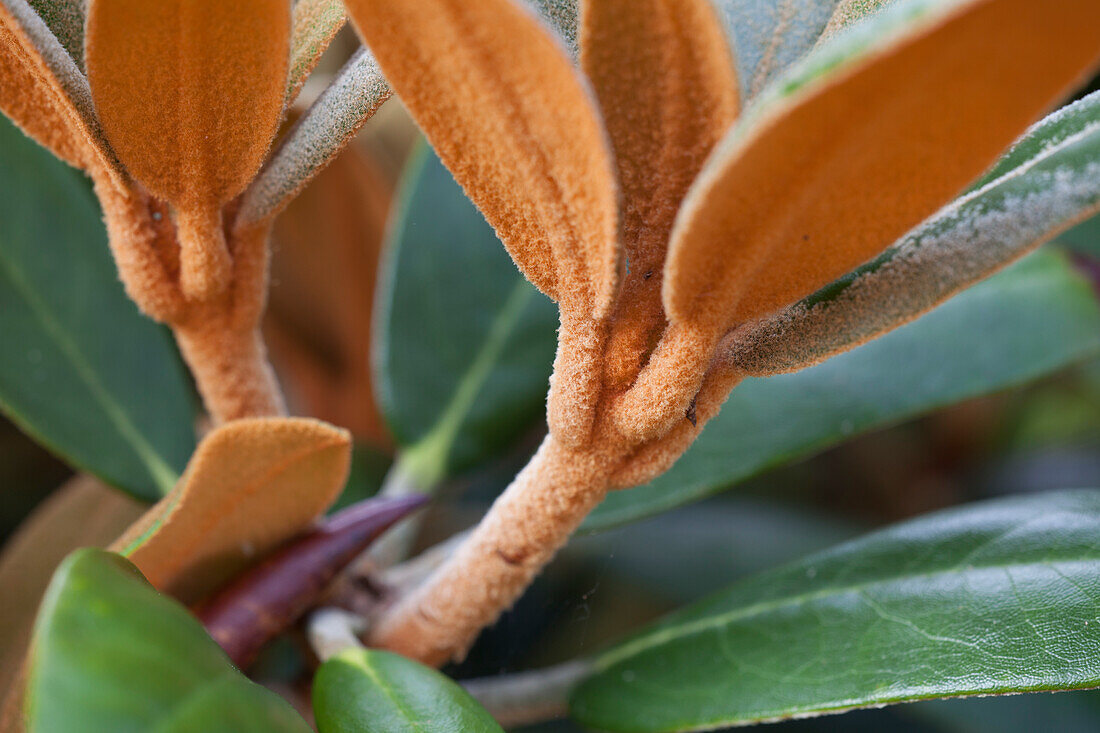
[345,0,620,320]
[110,418,351,605]
[664,0,1100,334]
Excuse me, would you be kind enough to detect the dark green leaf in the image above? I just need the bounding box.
[314,647,504,733]
[374,143,558,485]
[587,249,1100,530]
[24,549,310,733]
[903,691,1100,733]
[328,443,392,513]
[569,500,858,603]
[0,114,196,500]
[1061,211,1100,258]
[573,489,1100,731]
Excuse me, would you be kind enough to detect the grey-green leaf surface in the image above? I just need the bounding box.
[239,48,391,225]
[24,549,311,733]
[27,0,85,70]
[525,0,578,57]
[572,489,1100,731]
[715,0,896,101]
[0,114,196,500]
[313,648,504,733]
[728,90,1100,378]
[715,0,843,99]
[587,249,1100,530]
[375,144,558,485]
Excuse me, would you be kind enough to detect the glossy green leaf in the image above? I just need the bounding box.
[313,648,504,733]
[375,143,558,486]
[573,489,1100,731]
[588,249,1100,529]
[24,549,311,733]
[0,114,196,500]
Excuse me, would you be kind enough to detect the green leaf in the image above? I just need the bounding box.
[24,549,311,733]
[904,692,1100,733]
[328,443,392,514]
[572,489,1100,731]
[1060,210,1100,258]
[570,500,858,603]
[0,114,196,500]
[587,249,1100,530]
[314,647,504,733]
[375,143,559,486]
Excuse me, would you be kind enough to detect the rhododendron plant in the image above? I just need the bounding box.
[4,0,1100,730]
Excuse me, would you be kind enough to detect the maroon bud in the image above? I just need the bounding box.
[196,495,427,669]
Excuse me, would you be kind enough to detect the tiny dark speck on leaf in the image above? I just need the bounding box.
[802,234,809,241]
[644,270,654,280]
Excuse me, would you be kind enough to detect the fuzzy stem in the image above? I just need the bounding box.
[174,321,285,423]
[368,435,618,665]
[462,659,592,728]
[609,319,719,442]
[175,205,233,302]
[171,220,285,423]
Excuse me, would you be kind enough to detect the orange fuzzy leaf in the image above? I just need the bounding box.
[0,0,118,179]
[85,0,291,299]
[345,0,620,320]
[663,0,1100,334]
[286,0,345,104]
[581,0,738,384]
[110,418,351,604]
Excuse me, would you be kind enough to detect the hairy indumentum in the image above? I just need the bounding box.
[0,0,387,424]
[348,0,1100,665]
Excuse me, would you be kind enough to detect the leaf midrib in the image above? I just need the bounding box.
[596,543,1100,670]
[0,248,178,493]
[355,654,429,733]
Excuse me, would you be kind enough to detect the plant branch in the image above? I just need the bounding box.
[95,169,287,423]
[462,659,592,729]
[368,435,620,665]
[307,607,366,662]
